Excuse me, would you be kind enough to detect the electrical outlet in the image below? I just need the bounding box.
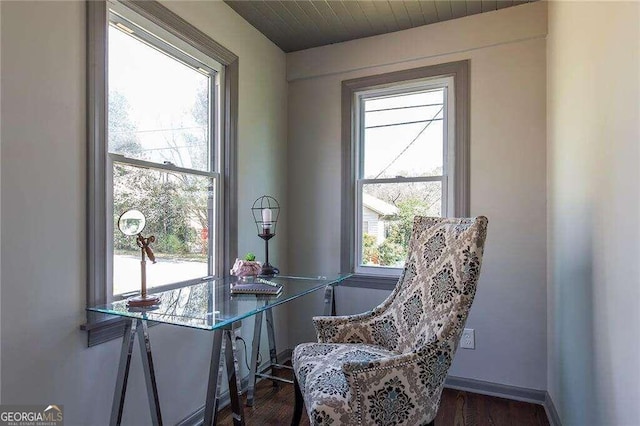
[460,328,475,349]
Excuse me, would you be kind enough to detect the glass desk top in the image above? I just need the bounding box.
[87,274,351,331]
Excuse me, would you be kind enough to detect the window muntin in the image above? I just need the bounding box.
[355,78,454,275]
[107,9,221,297]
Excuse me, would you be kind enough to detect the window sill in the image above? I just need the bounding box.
[82,316,166,347]
[81,316,130,347]
[341,274,399,291]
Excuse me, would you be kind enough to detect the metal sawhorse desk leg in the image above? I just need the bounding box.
[246,307,293,406]
[110,319,245,426]
[203,327,245,426]
[111,319,162,426]
[246,285,337,407]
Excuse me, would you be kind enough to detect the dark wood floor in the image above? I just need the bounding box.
[217,369,550,426]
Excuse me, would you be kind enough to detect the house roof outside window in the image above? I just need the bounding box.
[362,193,399,217]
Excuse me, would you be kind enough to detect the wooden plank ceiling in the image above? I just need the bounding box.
[224,0,536,52]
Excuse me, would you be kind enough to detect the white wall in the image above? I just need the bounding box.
[286,2,548,390]
[0,1,286,424]
[547,1,640,424]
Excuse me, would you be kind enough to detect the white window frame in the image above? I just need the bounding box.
[340,61,470,288]
[354,77,456,276]
[85,0,239,346]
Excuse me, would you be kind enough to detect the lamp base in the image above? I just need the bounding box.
[127,294,161,308]
[260,263,279,276]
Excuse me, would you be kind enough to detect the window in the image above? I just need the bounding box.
[356,80,452,275]
[86,0,238,345]
[341,62,469,284]
[108,7,222,296]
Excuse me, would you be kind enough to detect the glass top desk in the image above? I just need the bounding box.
[88,274,350,426]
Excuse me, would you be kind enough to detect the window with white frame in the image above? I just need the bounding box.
[342,62,469,280]
[86,1,238,343]
[107,6,222,297]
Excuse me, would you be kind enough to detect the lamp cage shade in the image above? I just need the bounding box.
[251,195,280,236]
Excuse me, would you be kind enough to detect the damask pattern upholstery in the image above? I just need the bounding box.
[292,216,488,425]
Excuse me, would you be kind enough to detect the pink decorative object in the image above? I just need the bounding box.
[230,258,262,277]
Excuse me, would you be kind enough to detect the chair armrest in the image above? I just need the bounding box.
[341,340,451,425]
[312,311,379,344]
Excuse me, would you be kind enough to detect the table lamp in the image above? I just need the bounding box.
[251,196,280,276]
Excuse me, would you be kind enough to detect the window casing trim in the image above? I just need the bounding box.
[85,0,238,346]
[340,61,470,288]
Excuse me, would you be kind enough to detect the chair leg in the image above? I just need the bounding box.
[291,374,304,426]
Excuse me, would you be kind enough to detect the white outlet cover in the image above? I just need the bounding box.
[461,328,475,349]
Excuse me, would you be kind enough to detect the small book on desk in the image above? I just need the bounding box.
[230,282,282,296]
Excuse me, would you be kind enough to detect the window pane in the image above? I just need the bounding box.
[364,90,443,111]
[363,89,444,179]
[365,104,443,128]
[113,162,212,295]
[108,25,210,171]
[361,181,442,268]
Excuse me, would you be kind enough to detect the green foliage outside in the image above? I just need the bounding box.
[113,164,202,256]
[362,190,440,268]
[378,239,405,266]
[362,234,380,265]
[111,87,208,259]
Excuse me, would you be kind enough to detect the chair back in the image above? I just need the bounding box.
[366,216,488,354]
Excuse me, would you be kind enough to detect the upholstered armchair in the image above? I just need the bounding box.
[292,216,488,426]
